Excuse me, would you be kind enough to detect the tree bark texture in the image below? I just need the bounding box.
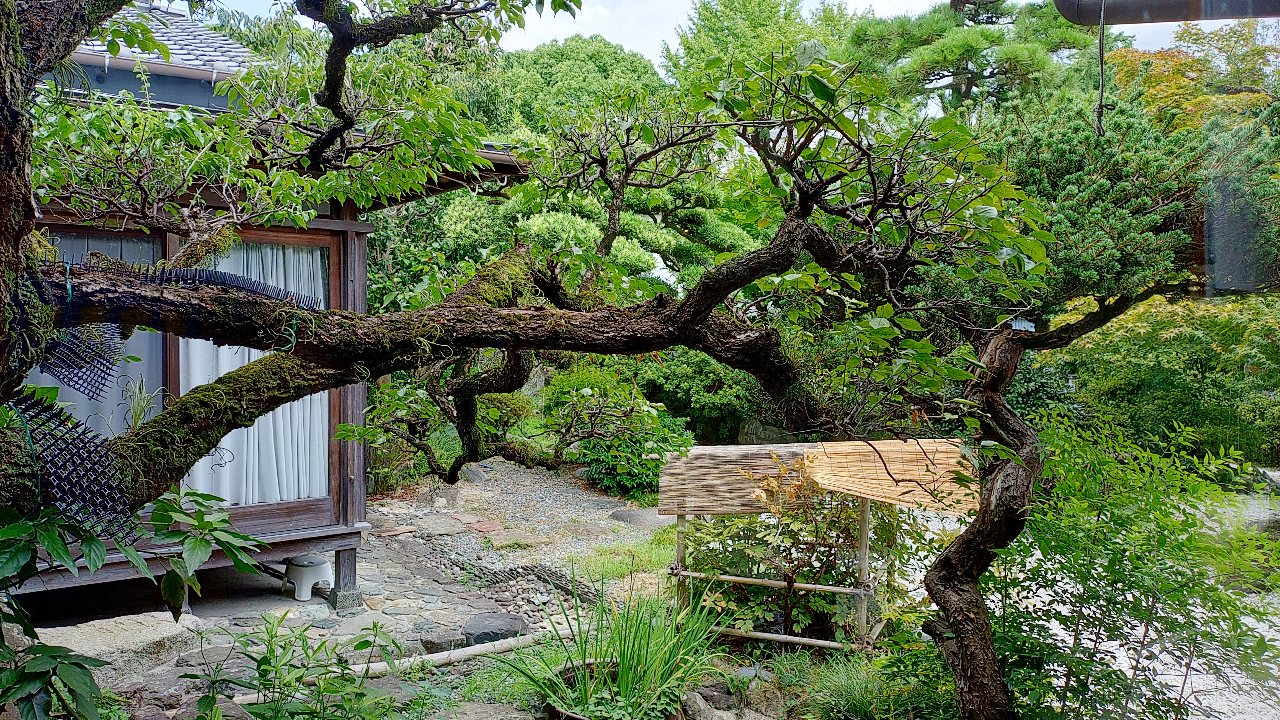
[923,332,1043,720]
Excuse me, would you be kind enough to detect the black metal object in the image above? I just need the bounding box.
[70,257,324,311]
[1055,0,1280,25]
[38,323,125,401]
[8,390,141,544]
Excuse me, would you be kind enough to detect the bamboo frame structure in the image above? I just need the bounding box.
[662,439,976,649]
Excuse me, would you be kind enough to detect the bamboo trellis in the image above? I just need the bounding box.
[659,439,977,649]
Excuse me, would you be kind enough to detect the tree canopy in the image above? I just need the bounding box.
[0,2,1278,720]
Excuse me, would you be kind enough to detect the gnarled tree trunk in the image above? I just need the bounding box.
[924,332,1043,720]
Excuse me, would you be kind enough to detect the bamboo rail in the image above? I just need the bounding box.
[670,568,871,596]
[711,626,855,650]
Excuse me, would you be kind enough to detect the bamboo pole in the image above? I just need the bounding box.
[712,626,854,651]
[675,514,688,611]
[857,497,871,637]
[671,569,870,596]
[230,627,572,705]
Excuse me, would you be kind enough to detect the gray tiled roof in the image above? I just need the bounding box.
[76,4,252,75]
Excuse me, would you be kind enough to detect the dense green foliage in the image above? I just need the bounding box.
[990,415,1280,718]
[16,1,1280,718]
[493,594,723,720]
[186,614,404,720]
[1039,295,1280,463]
[605,348,759,443]
[503,34,664,129]
[543,364,694,496]
[800,649,960,720]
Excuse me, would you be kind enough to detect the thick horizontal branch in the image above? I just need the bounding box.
[110,353,365,504]
[1021,282,1190,351]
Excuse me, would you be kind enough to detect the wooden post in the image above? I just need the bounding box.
[329,548,361,610]
[675,515,688,611]
[857,498,871,638]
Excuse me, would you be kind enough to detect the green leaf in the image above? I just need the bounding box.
[0,543,33,578]
[181,536,214,571]
[160,569,187,621]
[0,522,33,541]
[34,526,76,575]
[806,74,837,104]
[897,318,925,332]
[16,688,51,720]
[80,537,107,573]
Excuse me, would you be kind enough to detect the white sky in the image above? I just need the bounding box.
[497,0,1224,62]
[216,0,1223,61]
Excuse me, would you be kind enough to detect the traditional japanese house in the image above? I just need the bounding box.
[17,3,522,601]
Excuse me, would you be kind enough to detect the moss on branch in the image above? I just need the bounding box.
[109,353,359,506]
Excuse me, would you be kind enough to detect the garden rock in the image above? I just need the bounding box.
[463,464,488,483]
[696,682,736,710]
[683,690,738,720]
[487,528,546,549]
[461,612,527,646]
[1,622,30,653]
[609,507,675,531]
[420,625,466,653]
[38,612,204,688]
[732,666,774,683]
[416,513,468,537]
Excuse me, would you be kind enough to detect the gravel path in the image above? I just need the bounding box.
[429,458,655,570]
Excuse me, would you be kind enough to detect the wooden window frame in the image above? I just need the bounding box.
[162,225,366,537]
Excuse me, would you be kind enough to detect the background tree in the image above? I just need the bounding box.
[502,33,664,130]
[2,3,1278,720]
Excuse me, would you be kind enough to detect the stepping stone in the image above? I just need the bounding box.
[461,612,527,646]
[610,507,676,531]
[565,519,612,538]
[451,513,484,525]
[371,525,416,537]
[487,529,545,549]
[420,625,466,653]
[416,514,468,536]
[37,612,203,689]
[471,520,503,532]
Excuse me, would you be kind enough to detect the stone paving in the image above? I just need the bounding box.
[28,459,671,718]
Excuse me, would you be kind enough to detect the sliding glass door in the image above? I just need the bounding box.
[179,243,331,507]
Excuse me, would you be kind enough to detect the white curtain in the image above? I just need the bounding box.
[181,244,330,506]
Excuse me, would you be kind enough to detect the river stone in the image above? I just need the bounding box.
[461,612,527,646]
[487,529,545,549]
[609,507,675,531]
[416,514,467,536]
